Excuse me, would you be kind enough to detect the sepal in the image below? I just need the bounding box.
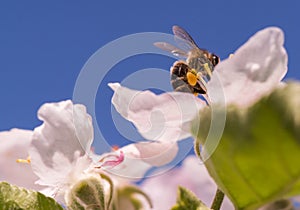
[171,186,212,210]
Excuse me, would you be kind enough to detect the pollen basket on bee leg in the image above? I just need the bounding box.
[187,71,197,86]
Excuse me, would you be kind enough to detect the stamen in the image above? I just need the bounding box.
[229,53,234,58]
[111,145,119,151]
[16,156,31,164]
[95,151,124,169]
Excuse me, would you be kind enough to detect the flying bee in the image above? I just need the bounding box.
[154,25,220,95]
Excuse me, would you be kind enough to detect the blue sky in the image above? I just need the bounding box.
[0,1,299,154]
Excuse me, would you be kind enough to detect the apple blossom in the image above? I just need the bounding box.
[0,99,180,209]
[109,27,287,144]
[109,26,290,209]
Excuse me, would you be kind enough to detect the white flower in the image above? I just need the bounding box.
[0,99,178,209]
[28,100,94,200]
[141,155,234,210]
[0,100,178,204]
[109,27,288,209]
[109,27,287,143]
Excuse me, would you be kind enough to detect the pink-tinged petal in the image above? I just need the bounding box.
[104,142,178,179]
[141,156,234,210]
[29,100,93,189]
[208,27,287,107]
[0,129,41,190]
[109,83,206,142]
[125,142,178,166]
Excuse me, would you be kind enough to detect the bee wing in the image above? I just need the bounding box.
[172,25,202,52]
[154,42,188,58]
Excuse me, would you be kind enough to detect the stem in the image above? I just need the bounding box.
[194,139,224,209]
[210,188,225,210]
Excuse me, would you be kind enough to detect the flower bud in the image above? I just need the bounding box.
[66,176,110,210]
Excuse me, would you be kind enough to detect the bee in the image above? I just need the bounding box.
[154,25,220,95]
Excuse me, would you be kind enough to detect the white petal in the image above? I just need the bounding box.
[29,100,93,188]
[0,129,41,190]
[109,83,206,142]
[105,142,178,179]
[37,154,92,203]
[208,27,287,107]
[128,142,178,166]
[141,156,234,210]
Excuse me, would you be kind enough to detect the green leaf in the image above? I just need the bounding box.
[171,186,212,210]
[192,82,300,210]
[0,182,63,210]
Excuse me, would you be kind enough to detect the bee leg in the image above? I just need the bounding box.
[203,63,212,79]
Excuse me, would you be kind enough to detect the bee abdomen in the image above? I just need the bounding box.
[171,77,193,93]
[170,61,189,77]
[170,61,194,93]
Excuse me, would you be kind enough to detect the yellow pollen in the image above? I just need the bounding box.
[229,53,234,58]
[16,156,31,164]
[193,92,199,96]
[187,71,197,86]
[203,63,212,78]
